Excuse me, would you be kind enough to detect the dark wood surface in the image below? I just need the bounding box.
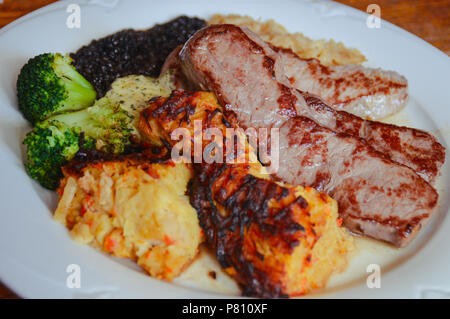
[0,0,449,299]
[338,0,450,55]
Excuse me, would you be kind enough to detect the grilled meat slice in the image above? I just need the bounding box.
[277,116,438,247]
[138,91,353,297]
[177,23,445,184]
[274,46,408,120]
[300,91,445,184]
[161,45,197,91]
[173,24,442,246]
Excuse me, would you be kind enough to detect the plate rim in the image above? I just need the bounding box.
[0,0,449,299]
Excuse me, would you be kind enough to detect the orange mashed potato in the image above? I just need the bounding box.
[54,156,202,281]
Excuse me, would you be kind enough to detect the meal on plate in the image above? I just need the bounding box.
[15,14,445,298]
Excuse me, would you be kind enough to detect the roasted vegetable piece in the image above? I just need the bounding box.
[23,120,94,190]
[47,98,133,155]
[23,98,132,189]
[17,53,96,124]
[139,91,353,297]
[55,150,202,281]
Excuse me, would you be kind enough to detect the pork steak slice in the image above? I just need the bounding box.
[278,116,437,247]
[174,24,442,246]
[178,24,444,184]
[300,91,445,184]
[274,46,408,120]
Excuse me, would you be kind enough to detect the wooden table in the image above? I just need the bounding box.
[0,0,449,299]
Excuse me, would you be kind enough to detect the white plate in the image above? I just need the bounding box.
[0,0,449,299]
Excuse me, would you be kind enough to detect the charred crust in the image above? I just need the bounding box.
[277,84,298,117]
[145,89,315,298]
[189,162,309,298]
[208,271,217,280]
[221,116,232,128]
[263,56,276,79]
[64,145,171,176]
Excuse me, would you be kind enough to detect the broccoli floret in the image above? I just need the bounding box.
[23,98,133,189]
[23,121,94,189]
[17,53,96,124]
[49,98,132,154]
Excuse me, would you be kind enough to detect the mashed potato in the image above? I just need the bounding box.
[54,156,202,280]
[104,73,174,134]
[209,14,366,66]
[52,74,201,280]
[285,186,353,294]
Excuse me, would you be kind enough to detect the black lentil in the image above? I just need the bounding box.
[70,16,206,97]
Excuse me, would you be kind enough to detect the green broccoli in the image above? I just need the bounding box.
[23,98,133,189]
[17,53,96,124]
[23,121,94,190]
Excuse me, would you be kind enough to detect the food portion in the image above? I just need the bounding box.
[104,73,174,120]
[139,90,353,297]
[23,97,134,189]
[17,53,96,124]
[14,13,446,298]
[209,14,366,66]
[278,116,437,247]
[103,73,175,139]
[19,52,176,190]
[71,16,206,97]
[55,150,202,280]
[174,24,444,246]
[208,15,407,120]
[276,47,408,120]
[177,24,444,185]
[300,92,444,184]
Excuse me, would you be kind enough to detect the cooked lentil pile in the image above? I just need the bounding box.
[71,16,206,97]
